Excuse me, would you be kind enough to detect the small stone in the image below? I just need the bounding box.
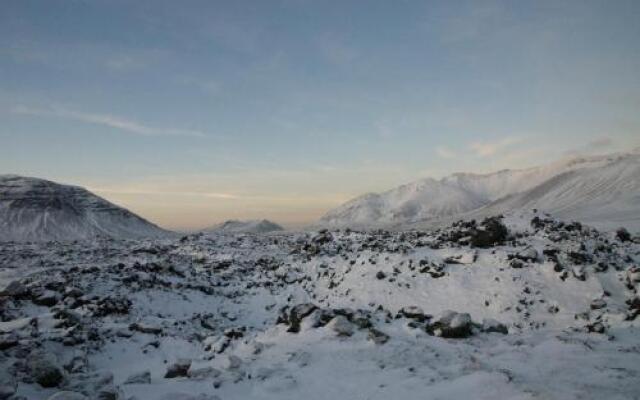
[376,271,386,280]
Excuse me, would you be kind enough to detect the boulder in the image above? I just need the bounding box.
[367,328,390,345]
[164,359,191,378]
[481,318,508,334]
[326,315,354,336]
[427,311,473,338]
[0,281,28,298]
[28,353,64,388]
[33,290,60,307]
[515,246,538,262]
[616,227,631,242]
[470,217,508,248]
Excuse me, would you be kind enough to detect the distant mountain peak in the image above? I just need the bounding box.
[205,219,284,234]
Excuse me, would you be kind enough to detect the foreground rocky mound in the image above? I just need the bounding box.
[0,175,169,242]
[0,212,639,399]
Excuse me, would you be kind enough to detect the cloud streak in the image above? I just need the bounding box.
[12,105,206,137]
[470,137,521,157]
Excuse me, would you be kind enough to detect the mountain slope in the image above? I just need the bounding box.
[205,219,284,234]
[0,175,170,241]
[463,153,640,231]
[318,150,640,231]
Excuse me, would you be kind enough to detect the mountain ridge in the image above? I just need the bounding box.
[318,150,640,232]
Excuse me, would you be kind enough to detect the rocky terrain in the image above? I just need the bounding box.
[1,211,639,399]
[0,175,169,242]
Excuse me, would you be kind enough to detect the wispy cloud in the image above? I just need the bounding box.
[435,146,456,159]
[89,188,238,199]
[11,105,206,137]
[470,137,521,157]
[563,136,614,157]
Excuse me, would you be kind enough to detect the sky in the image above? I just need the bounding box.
[1,0,640,230]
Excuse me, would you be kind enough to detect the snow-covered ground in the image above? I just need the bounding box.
[1,212,639,399]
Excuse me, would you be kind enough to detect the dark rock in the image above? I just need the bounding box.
[28,354,64,388]
[399,306,428,322]
[165,359,191,378]
[616,227,631,242]
[482,318,508,334]
[33,290,60,306]
[426,311,473,338]
[470,217,508,248]
[375,271,386,280]
[368,328,390,345]
[0,280,28,298]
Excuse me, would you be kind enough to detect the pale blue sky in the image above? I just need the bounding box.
[1,0,639,229]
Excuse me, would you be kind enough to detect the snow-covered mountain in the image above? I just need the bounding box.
[0,175,170,242]
[318,150,640,232]
[205,219,284,234]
